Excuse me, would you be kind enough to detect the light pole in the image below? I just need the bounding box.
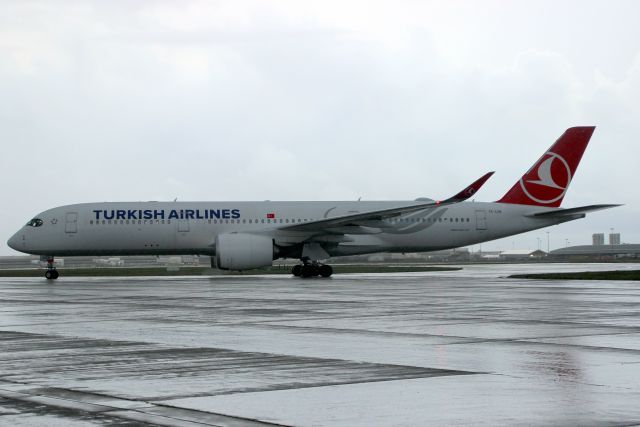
[537,237,541,250]
[546,231,550,253]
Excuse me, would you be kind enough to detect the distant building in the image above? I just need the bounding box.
[592,233,605,245]
[609,233,621,245]
[93,257,124,267]
[499,249,547,260]
[550,244,640,260]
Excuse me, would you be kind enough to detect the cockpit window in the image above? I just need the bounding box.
[27,218,43,227]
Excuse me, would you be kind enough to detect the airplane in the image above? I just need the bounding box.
[7,126,619,280]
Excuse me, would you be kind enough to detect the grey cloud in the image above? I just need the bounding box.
[1,1,639,253]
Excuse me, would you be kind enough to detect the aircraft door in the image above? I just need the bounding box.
[475,210,487,231]
[65,212,78,233]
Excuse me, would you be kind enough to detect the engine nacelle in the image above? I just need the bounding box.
[215,233,275,270]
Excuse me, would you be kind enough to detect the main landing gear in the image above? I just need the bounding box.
[44,257,59,280]
[291,262,333,278]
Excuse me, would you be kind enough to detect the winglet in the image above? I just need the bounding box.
[441,171,495,203]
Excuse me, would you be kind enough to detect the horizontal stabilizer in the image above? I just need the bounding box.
[527,204,622,218]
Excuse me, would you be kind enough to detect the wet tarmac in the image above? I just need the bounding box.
[0,263,639,426]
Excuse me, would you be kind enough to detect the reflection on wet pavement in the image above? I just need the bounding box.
[0,263,639,426]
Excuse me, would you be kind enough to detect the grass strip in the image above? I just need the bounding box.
[510,270,640,280]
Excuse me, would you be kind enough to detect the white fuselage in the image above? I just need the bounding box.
[7,201,571,258]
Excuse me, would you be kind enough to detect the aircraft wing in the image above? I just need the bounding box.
[278,171,494,232]
[526,204,622,218]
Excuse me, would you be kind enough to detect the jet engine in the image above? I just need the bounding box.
[215,233,275,270]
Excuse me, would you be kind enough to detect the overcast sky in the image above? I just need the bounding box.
[1,0,639,255]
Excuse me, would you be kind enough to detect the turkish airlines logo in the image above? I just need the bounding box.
[519,151,571,204]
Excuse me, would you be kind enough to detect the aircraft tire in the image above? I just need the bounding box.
[52,270,59,279]
[301,264,314,278]
[45,270,54,280]
[292,265,302,276]
[319,264,333,278]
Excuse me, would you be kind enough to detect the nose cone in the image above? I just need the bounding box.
[7,231,21,251]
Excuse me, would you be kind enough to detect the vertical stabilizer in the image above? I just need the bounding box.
[497,126,595,207]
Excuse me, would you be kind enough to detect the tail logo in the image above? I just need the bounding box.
[519,151,571,204]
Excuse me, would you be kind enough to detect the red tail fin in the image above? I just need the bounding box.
[497,126,595,207]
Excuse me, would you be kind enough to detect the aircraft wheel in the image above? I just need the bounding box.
[45,270,54,280]
[301,264,314,278]
[292,265,302,276]
[319,264,333,278]
[52,270,59,279]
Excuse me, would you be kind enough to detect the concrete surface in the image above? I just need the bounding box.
[0,263,639,426]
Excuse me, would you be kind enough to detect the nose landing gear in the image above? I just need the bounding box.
[291,261,333,278]
[44,257,59,280]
